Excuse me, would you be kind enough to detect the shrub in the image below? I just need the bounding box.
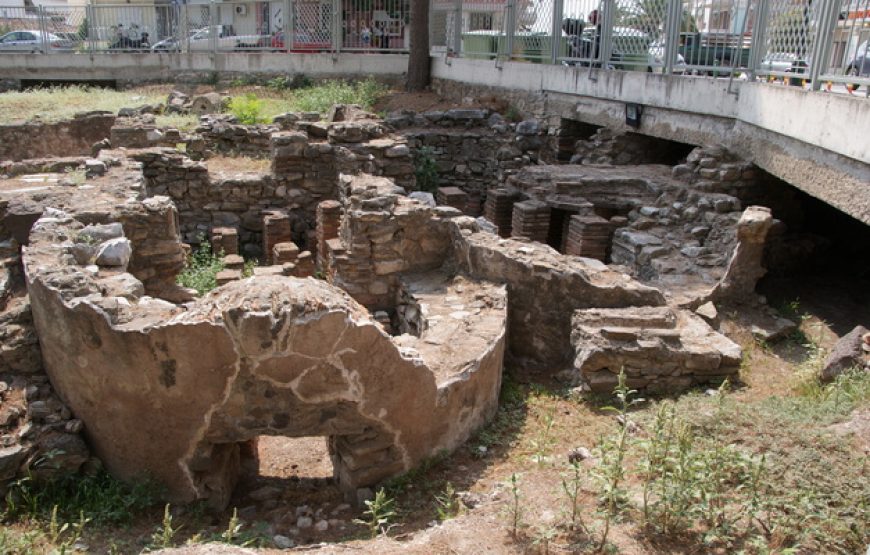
[289,77,388,114]
[176,239,225,295]
[228,93,267,125]
[413,146,439,192]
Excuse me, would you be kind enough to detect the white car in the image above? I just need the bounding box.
[760,52,804,74]
[152,26,269,52]
[648,42,687,74]
[0,30,71,53]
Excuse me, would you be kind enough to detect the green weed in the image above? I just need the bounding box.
[505,473,524,539]
[176,238,225,296]
[228,93,268,125]
[413,146,439,193]
[434,481,460,521]
[149,504,180,550]
[592,370,637,551]
[63,167,87,186]
[3,469,159,526]
[354,488,396,538]
[288,77,388,114]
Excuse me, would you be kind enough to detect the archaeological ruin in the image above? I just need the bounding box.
[1,90,867,516]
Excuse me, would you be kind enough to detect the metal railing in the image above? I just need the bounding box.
[0,0,410,55]
[431,0,870,92]
[0,0,867,93]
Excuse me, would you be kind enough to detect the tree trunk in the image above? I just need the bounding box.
[407,0,431,91]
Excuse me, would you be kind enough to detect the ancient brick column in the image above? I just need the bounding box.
[511,200,551,243]
[484,188,519,238]
[565,215,611,261]
[262,211,293,265]
[436,186,469,213]
[210,227,239,256]
[316,200,342,272]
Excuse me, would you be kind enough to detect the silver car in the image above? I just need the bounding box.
[0,29,69,52]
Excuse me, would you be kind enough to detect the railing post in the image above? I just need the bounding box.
[748,0,770,79]
[663,0,682,74]
[86,3,96,53]
[283,0,292,52]
[599,0,615,68]
[332,0,341,53]
[551,0,563,64]
[452,0,463,56]
[808,0,839,90]
[504,0,516,61]
[38,6,48,53]
[210,1,218,55]
[179,3,188,52]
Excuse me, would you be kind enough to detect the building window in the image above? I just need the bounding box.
[468,12,493,31]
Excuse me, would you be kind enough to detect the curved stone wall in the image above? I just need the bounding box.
[23,209,506,507]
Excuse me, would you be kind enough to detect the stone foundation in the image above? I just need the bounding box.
[0,112,115,162]
[571,306,742,393]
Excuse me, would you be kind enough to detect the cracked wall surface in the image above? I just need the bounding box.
[21,187,506,507]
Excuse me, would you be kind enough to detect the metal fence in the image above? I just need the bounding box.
[432,0,870,92]
[0,0,410,55]
[1,0,867,93]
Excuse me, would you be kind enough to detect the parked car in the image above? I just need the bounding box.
[845,40,869,90]
[0,30,72,52]
[759,52,802,73]
[678,32,751,74]
[270,30,330,52]
[151,26,269,52]
[648,41,687,74]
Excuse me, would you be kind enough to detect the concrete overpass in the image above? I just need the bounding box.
[0,52,868,224]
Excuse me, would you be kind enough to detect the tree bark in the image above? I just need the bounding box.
[407,0,431,91]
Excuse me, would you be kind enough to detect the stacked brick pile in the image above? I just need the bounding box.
[262,212,293,265]
[510,201,550,243]
[436,187,469,213]
[484,188,519,238]
[564,215,613,261]
[316,200,342,271]
[210,227,239,256]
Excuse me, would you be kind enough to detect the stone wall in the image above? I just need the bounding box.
[571,306,742,393]
[387,109,546,214]
[133,125,415,260]
[0,112,115,162]
[0,233,89,490]
[452,229,666,367]
[324,174,456,310]
[23,201,506,508]
[571,128,693,166]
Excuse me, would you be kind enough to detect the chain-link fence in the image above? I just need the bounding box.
[817,0,870,89]
[430,0,454,53]
[340,0,409,52]
[0,6,51,53]
[3,0,868,93]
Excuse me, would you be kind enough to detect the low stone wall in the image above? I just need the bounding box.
[452,230,666,367]
[572,306,742,393]
[388,109,546,213]
[571,128,691,166]
[133,125,415,259]
[324,174,456,311]
[0,112,115,162]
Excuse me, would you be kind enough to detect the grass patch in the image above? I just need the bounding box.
[3,470,161,526]
[647,369,870,551]
[287,78,389,114]
[0,85,166,124]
